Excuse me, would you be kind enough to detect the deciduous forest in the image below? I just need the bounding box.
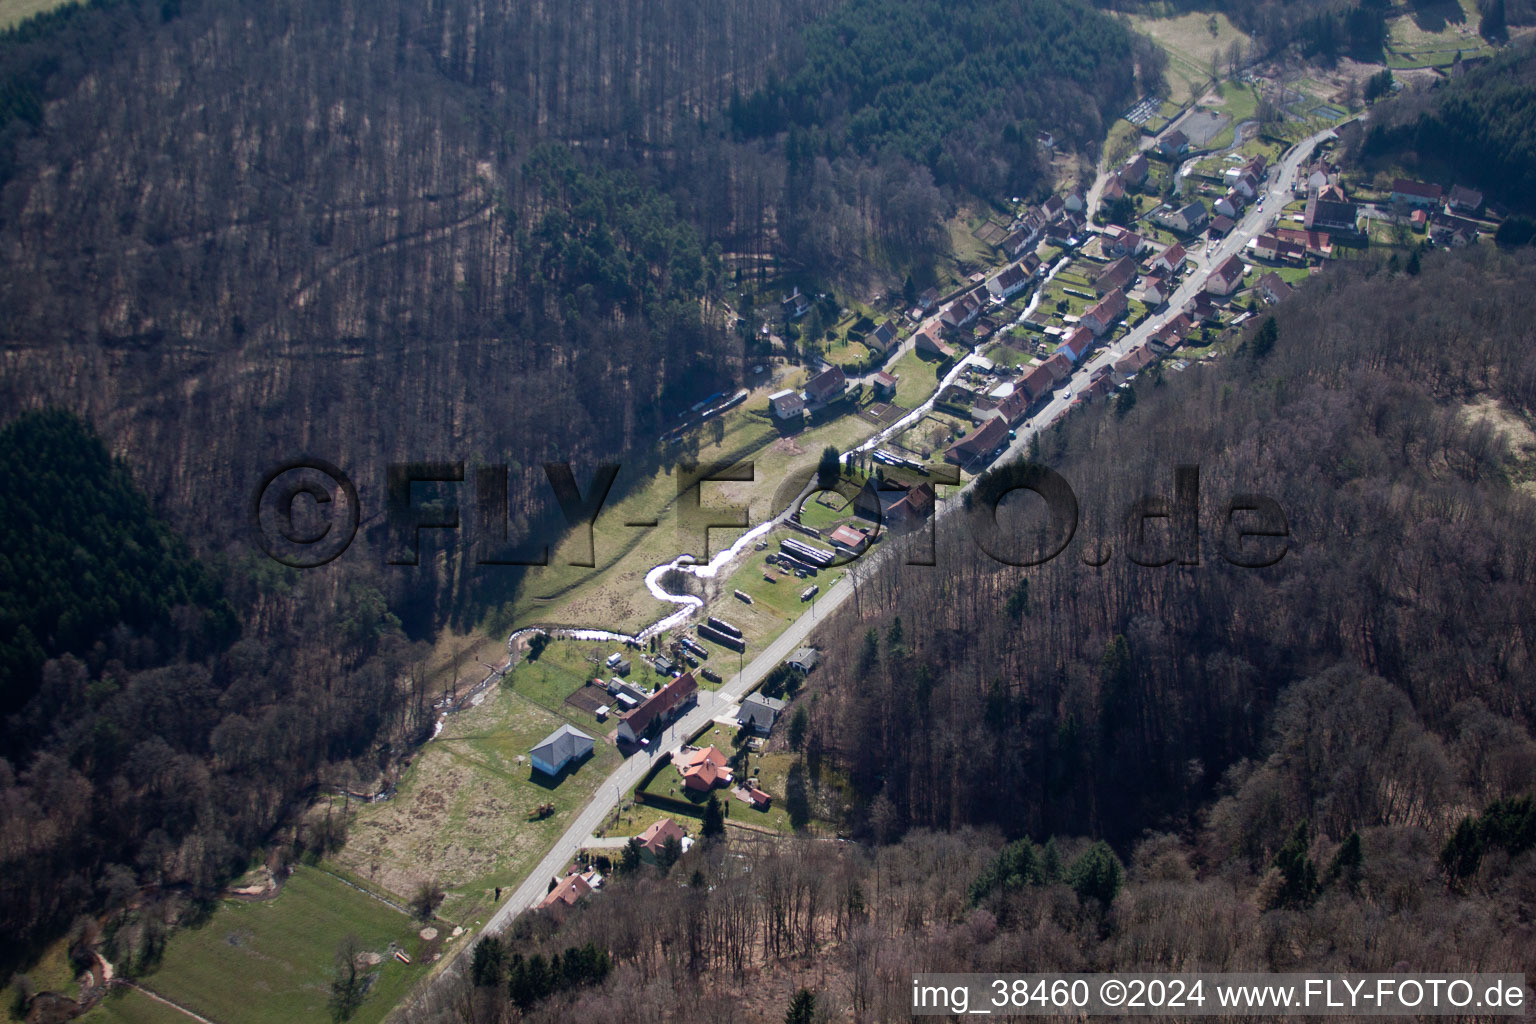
[0,0,1143,984]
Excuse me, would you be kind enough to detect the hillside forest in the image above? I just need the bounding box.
[0,0,1148,982]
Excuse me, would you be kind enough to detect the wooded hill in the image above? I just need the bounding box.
[0,0,1138,645]
[413,247,1536,1024]
[0,0,1144,980]
[0,411,432,976]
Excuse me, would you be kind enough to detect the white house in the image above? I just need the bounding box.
[530,724,595,776]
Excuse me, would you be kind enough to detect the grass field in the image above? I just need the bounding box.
[331,679,622,925]
[82,988,196,1024]
[1129,12,1249,104]
[0,0,72,30]
[82,868,426,1024]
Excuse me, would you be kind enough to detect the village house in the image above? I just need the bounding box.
[1184,291,1220,323]
[1094,255,1138,295]
[866,320,898,353]
[787,647,820,673]
[886,481,937,528]
[1274,227,1331,258]
[1081,289,1129,337]
[1207,213,1236,238]
[1114,342,1157,380]
[782,288,811,320]
[944,416,1009,467]
[1205,255,1246,297]
[1304,197,1360,235]
[1447,185,1484,216]
[769,389,805,421]
[1251,233,1306,263]
[1150,312,1195,354]
[1055,324,1095,363]
[1018,363,1056,405]
[1104,227,1147,258]
[637,818,692,862]
[1391,178,1443,208]
[1040,351,1074,384]
[1215,190,1245,219]
[914,287,939,313]
[529,724,595,777]
[1064,188,1086,213]
[1296,158,1335,196]
[736,692,786,735]
[1001,225,1038,258]
[539,870,600,912]
[803,365,847,405]
[1101,174,1126,202]
[1121,153,1150,187]
[915,327,957,360]
[1041,195,1066,221]
[1157,128,1189,158]
[616,671,698,744]
[984,387,1031,428]
[1161,199,1209,235]
[1152,242,1186,275]
[1140,270,1173,307]
[871,371,898,400]
[679,745,733,791]
[1232,171,1260,200]
[1256,271,1293,305]
[940,293,982,329]
[986,262,1030,302]
[1430,211,1480,248]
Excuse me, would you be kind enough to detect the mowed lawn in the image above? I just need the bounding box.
[331,681,621,926]
[91,867,425,1024]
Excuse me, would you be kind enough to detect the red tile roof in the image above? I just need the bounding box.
[539,872,593,910]
[620,671,698,737]
[639,817,687,855]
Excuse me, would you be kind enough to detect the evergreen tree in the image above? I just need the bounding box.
[817,445,842,490]
[1067,841,1124,908]
[785,988,817,1024]
[786,761,811,829]
[1270,821,1319,908]
[701,795,726,839]
[621,837,642,873]
[1324,830,1364,892]
[1251,315,1278,359]
[788,705,809,751]
[470,936,505,987]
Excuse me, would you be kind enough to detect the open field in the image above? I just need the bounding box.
[81,988,196,1024]
[1129,12,1249,104]
[331,680,622,924]
[0,0,72,30]
[86,868,426,1024]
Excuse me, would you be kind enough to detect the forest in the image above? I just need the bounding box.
[0,0,1148,985]
[728,0,1144,196]
[0,411,438,975]
[408,247,1536,1024]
